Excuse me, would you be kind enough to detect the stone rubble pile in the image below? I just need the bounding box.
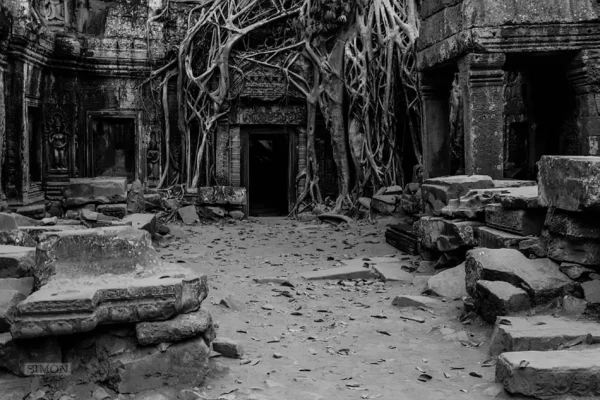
[0,212,218,398]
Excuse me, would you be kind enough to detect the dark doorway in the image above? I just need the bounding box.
[27,107,43,183]
[91,118,136,182]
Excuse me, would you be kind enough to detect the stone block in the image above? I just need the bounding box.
[517,237,547,258]
[198,186,247,206]
[484,204,545,236]
[144,193,162,210]
[10,213,37,227]
[545,208,600,238]
[391,295,440,309]
[0,278,34,296]
[372,263,414,283]
[421,175,494,214]
[19,225,87,242]
[559,262,595,281]
[440,189,498,219]
[465,248,576,305]
[96,204,128,219]
[496,349,600,398]
[545,232,600,266]
[229,210,245,220]
[136,309,213,346]
[561,295,588,316]
[0,290,26,332]
[492,180,536,188]
[474,280,531,324]
[0,213,18,231]
[127,180,145,214]
[178,206,199,225]
[0,333,62,376]
[417,216,482,252]
[426,262,467,299]
[582,280,600,304]
[301,265,378,280]
[475,226,526,249]
[0,230,36,247]
[212,337,244,359]
[11,227,208,339]
[63,177,128,207]
[122,214,157,236]
[489,315,600,356]
[0,246,37,279]
[538,155,600,212]
[492,185,543,209]
[371,195,398,214]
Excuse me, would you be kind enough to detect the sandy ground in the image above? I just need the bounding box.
[159,216,519,400]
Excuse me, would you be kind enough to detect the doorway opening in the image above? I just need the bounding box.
[90,117,136,182]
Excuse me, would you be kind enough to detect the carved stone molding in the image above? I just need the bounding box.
[233,105,306,125]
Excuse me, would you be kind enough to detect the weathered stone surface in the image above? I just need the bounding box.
[127,180,145,214]
[96,204,128,219]
[10,213,37,227]
[492,185,543,209]
[496,349,600,398]
[474,280,531,324]
[492,180,536,188]
[198,186,247,206]
[212,337,244,359]
[0,278,34,297]
[0,230,36,247]
[144,193,163,210]
[63,178,128,207]
[489,315,600,356]
[20,225,87,242]
[136,309,213,346]
[417,216,482,251]
[545,232,600,266]
[426,262,467,299]
[0,290,26,332]
[178,206,199,225]
[518,237,547,258]
[392,295,440,308]
[371,195,398,214]
[122,214,157,236]
[561,295,588,316]
[11,227,208,339]
[108,335,210,394]
[440,190,497,219]
[301,265,377,280]
[582,280,600,304]
[538,156,600,212]
[545,208,600,238]
[422,175,494,214]
[229,210,245,220]
[0,333,62,376]
[0,213,18,231]
[0,246,37,279]
[372,263,414,283]
[465,248,576,305]
[475,226,526,249]
[484,204,545,236]
[559,262,595,282]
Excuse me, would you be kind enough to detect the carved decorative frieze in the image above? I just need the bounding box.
[234,105,306,125]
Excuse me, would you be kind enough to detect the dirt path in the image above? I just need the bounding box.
[160,217,513,400]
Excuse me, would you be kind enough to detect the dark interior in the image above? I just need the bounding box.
[92,118,136,182]
[27,106,43,183]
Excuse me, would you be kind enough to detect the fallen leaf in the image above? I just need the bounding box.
[250,359,262,366]
[376,330,391,336]
[417,373,432,382]
[482,359,497,367]
[469,372,482,378]
[444,372,450,378]
[273,353,282,359]
[400,315,425,323]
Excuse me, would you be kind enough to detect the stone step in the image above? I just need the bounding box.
[489,315,600,356]
[496,349,600,398]
[474,280,531,324]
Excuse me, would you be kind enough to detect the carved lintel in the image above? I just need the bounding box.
[235,105,306,125]
[459,53,506,88]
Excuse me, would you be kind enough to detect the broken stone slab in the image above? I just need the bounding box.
[19,225,88,242]
[0,333,62,376]
[9,213,37,227]
[0,246,37,279]
[496,349,600,398]
[475,226,527,250]
[492,180,536,188]
[0,278,34,297]
[484,204,545,236]
[488,315,600,356]
[518,237,547,259]
[545,232,600,266]
[465,248,576,305]
[178,206,199,225]
[136,309,214,346]
[474,280,531,324]
[582,280,600,304]
[0,290,26,332]
[301,265,377,281]
[372,263,414,283]
[391,295,440,309]
[421,175,494,215]
[492,185,543,209]
[122,213,157,237]
[198,186,247,206]
[426,262,467,299]
[559,262,595,282]
[370,195,398,214]
[11,227,208,339]
[545,208,600,239]
[0,213,18,231]
[144,193,162,210]
[416,216,482,252]
[62,177,128,207]
[212,337,244,359]
[96,204,128,219]
[538,155,600,212]
[0,230,37,247]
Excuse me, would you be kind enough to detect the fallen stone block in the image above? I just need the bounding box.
[11,227,208,339]
[421,175,494,215]
[370,195,398,214]
[440,188,507,219]
[40,217,57,226]
[301,265,377,280]
[0,213,18,231]
[488,315,600,356]
[206,206,226,218]
[391,295,439,309]
[63,177,128,207]
[582,280,600,304]
[484,204,545,236]
[0,246,37,279]
[492,185,543,209]
[0,230,36,247]
[545,232,600,266]
[517,237,547,259]
[538,155,600,212]
[426,262,467,299]
[144,193,162,210]
[372,263,414,283]
[475,226,526,250]
[96,204,128,219]
[545,208,600,239]
[178,206,199,225]
[496,349,600,398]
[559,262,595,282]
[19,225,87,242]
[465,248,576,305]
[492,180,536,188]
[122,213,157,236]
[212,337,244,359]
[127,180,145,214]
[229,210,245,220]
[416,216,482,252]
[0,290,26,332]
[400,194,420,215]
[474,280,531,324]
[0,333,62,376]
[561,295,588,316]
[198,186,247,206]
[136,309,214,346]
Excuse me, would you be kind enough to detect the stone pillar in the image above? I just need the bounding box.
[215,123,230,185]
[0,62,5,207]
[229,125,241,187]
[458,53,506,178]
[567,50,600,156]
[420,73,451,179]
[297,125,307,199]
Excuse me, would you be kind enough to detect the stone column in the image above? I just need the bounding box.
[215,123,230,185]
[458,53,506,178]
[296,125,307,199]
[229,125,241,187]
[0,62,5,207]
[420,73,451,179]
[567,50,600,156]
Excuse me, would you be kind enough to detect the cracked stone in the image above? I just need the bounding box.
[136,308,214,346]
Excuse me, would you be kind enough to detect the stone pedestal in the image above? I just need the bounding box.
[459,53,506,178]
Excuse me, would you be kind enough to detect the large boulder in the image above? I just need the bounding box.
[416,216,482,252]
[421,175,494,215]
[538,155,600,212]
[465,248,576,305]
[62,177,128,207]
